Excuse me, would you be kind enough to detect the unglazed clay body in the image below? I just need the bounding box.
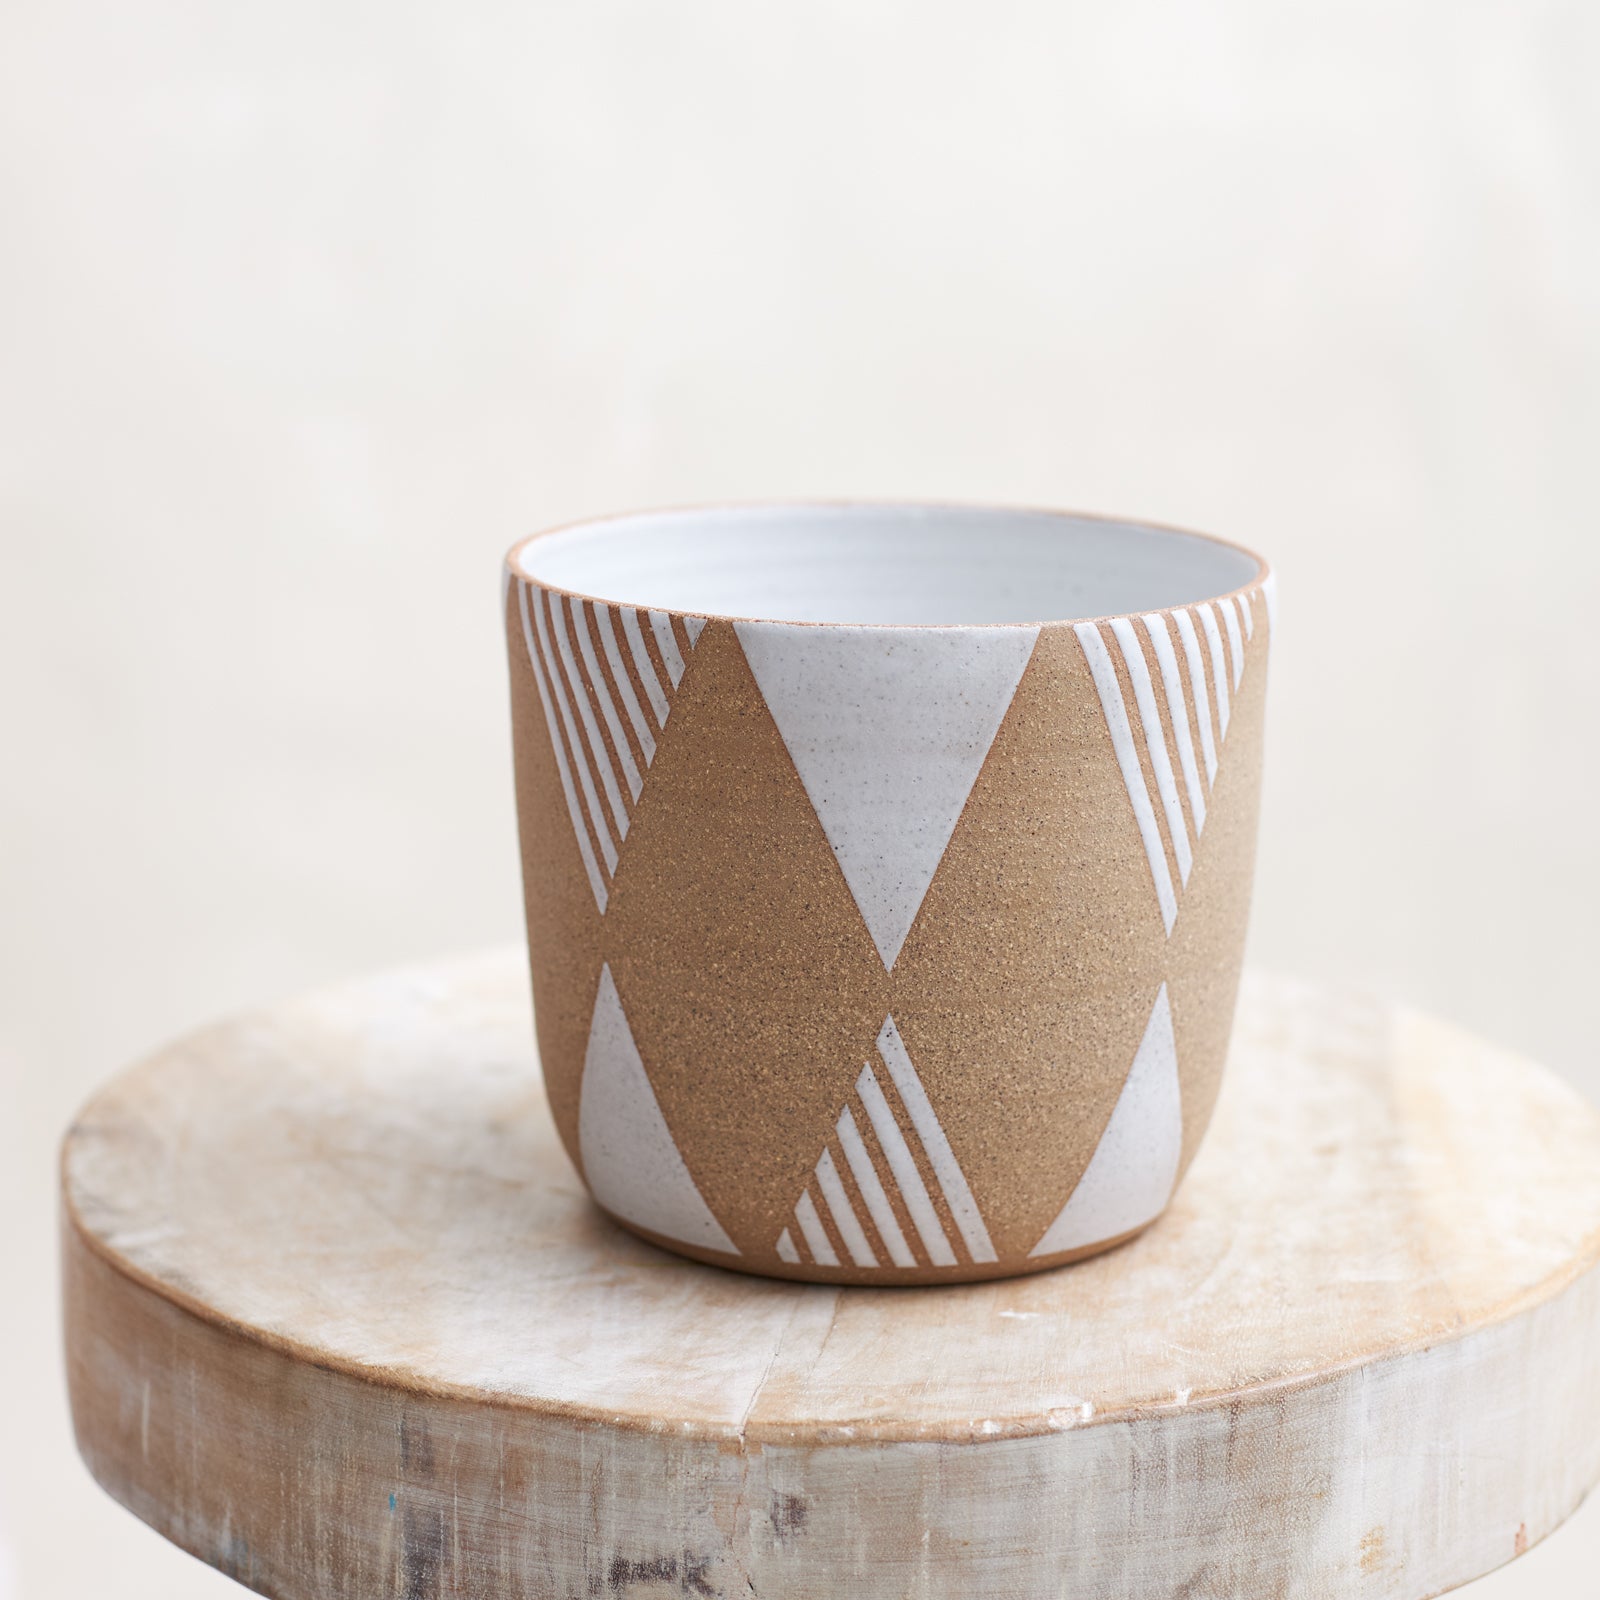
[505,503,1272,1283]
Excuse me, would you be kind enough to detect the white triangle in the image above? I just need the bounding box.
[735,622,1039,969]
[578,966,738,1254]
[1029,984,1182,1257]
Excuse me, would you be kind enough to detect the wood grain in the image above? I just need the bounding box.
[63,950,1600,1598]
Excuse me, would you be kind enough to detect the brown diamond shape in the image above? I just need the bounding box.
[888,623,1172,1260]
[601,620,890,1255]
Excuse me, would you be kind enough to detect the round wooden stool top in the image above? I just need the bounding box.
[63,951,1600,1600]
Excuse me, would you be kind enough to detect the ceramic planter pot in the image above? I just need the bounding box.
[504,503,1272,1284]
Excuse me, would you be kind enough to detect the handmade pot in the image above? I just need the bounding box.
[504,503,1272,1284]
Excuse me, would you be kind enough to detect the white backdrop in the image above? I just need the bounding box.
[3,2,1598,1594]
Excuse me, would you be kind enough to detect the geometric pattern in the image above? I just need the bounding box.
[517,581,706,913]
[507,567,1273,1281]
[1075,592,1257,936]
[1029,984,1182,1257]
[577,965,738,1254]
[734,623,1039,970]
[775,1015,998,1270]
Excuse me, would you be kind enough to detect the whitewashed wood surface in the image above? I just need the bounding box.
[62,950,1600,1598]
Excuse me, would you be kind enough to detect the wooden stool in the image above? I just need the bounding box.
[62,951,1600,1599]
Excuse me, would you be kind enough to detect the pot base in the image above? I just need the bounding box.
[604,1209,1158,1286]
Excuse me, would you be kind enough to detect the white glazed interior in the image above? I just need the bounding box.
[513,504,1262,627]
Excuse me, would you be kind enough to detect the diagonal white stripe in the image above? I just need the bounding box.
[1172,609,1217,786]
[572,599,643,801]
[650,610,687,687]
[875,1016,997,1264]
[1076,622,1178,934]
[1221,597,1245,690]
[595,604,656,764]
[1141,614,1206,835]
[1197,604,1232,738]
[519,584,608,911]
[776,1228,799,1264]
[836,1105,916,1268]
[1110,617,1193,886]
[1240,589,1255,640]
[794,1188,838,1267]
[855,1063,956,1267]
[814,1147,878,1268]
[623,608,671,728]
[550,593,630,837]
[533,589,617,871]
